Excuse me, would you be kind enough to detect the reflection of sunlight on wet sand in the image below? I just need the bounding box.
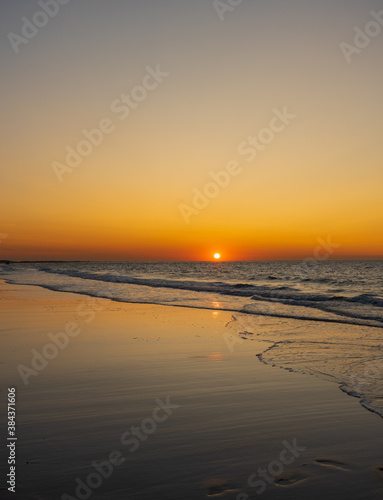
[209,352,224,362]
[190,352,225,362]
[212,301,222,309]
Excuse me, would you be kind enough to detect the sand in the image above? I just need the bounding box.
[1,280,383,500]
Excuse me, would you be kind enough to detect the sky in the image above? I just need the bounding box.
[1,0,382,261]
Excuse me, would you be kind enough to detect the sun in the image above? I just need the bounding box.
[214,253,221,260]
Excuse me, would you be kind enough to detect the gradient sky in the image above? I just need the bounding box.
[1,0,382,261]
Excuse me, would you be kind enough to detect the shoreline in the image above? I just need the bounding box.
[1,280,383,499]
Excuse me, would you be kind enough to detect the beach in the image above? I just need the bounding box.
[2,0,382,497]
[1,280,383,500]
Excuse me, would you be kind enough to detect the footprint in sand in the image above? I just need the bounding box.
[274,471,310,487]
[25,459,40,465]
[315,458,350,471]
[203,478,239,497]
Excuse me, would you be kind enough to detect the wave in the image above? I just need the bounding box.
[268,275,361,286]
[1,265,383,328]
[36,266,383,308]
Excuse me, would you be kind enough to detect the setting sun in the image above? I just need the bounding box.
[214,253,221,260]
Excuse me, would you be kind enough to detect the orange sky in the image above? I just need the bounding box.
[1,0,382,261]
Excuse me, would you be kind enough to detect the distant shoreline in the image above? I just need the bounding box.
[0,260,89,264]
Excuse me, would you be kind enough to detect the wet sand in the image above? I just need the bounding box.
[1,281,383,499]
